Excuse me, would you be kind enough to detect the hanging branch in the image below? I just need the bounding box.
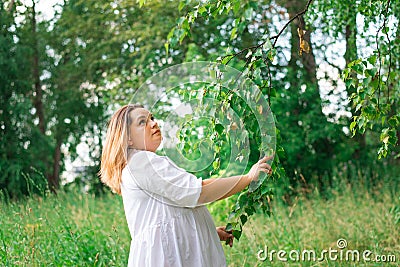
[222,0,314,64]
[220,0,314,108]
[270,0,314,47]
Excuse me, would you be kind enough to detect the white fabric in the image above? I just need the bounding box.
[121,150,226,267]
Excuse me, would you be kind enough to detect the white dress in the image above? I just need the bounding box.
[121,150,226,267]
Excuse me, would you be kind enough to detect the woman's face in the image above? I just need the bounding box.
[128,108,162,152]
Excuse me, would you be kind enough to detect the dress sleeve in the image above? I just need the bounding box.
[126,151,202,207]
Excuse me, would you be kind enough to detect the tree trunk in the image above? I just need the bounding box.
[6,0,15,13]
[49,138,62,192]
[285,0,318,86]
[31,2,46,135]
[284,0,334,193]
[344,1,366,159]
[297,18,317,84]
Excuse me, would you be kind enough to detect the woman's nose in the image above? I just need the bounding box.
[150,120,158,128]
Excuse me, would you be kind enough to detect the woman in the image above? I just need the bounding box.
[100,104,272,266]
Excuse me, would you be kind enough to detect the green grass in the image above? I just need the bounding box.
[0,187,398,266]
[0,191,130,266]
[218,188,399,266]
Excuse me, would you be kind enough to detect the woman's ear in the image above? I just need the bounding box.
[127,138,134,147]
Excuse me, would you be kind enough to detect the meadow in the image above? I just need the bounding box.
[1,184,399,266]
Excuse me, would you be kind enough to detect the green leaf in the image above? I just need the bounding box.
[350,121,357,133]
[183,142,190,152]
[366,68,377,77]
[212,159,220,170]
[238,192,249,208]
[221,55,233,65]
[382,26,389,34]
[244,206,256,216]
[358,116,366,130]
[244,7,253,20]
[179,30,187,43]
[181,18,190,30]
[363,106,376,117]
[262,39,272,50]
[254,49,262,57]
[380,128,389,144]
[267,49,276,61]
[240,214,247,225]
[215,123,224,134]
[370,78,379,89]
[230,27,237,40]
[178,1,186,11]
[261,186,272,195]
[164,42,169,56]
[225,223,233,232]
[198,6,207,15]
[233,1,241,13]
[367,55,376,65]
[232,229,242,240]
[177,17,185,24]
[248,180,259,192]
[388,117,398,127]
[269,87,277,97]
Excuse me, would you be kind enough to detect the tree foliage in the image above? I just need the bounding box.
[0,0,398,246]
[166,0,399,240]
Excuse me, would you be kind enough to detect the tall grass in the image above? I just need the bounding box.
[0,185,398,266]
[218,187,399,266]
[0,191,130,266]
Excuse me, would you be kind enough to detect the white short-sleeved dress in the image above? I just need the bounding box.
[121,150,226,267]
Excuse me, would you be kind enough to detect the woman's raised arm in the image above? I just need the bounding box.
[197,155,273,204]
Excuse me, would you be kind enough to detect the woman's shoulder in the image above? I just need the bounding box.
[127,150,187,175]
[123,150,161,184]
[127,150,168,168]
[129,150,162,161]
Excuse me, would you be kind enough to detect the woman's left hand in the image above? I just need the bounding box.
[216,226,233,247]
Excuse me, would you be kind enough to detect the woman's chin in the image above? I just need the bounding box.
[145,142,161,152]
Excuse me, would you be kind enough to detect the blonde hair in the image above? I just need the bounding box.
[99,104,143,194]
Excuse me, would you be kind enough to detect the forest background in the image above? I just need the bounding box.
[0,0,399,266]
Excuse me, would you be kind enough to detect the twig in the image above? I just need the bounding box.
[263,57,273,107]
[222,44,261,65]
[222,0,314,63]
[270,0,314,48]
[322,55,343,74]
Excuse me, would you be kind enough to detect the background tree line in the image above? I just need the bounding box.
[0,0,398,200]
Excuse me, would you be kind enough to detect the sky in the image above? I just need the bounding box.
[18,0,61,21]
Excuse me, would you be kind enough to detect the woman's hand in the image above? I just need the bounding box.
[246,155,273,181]
[216,226,233,247]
